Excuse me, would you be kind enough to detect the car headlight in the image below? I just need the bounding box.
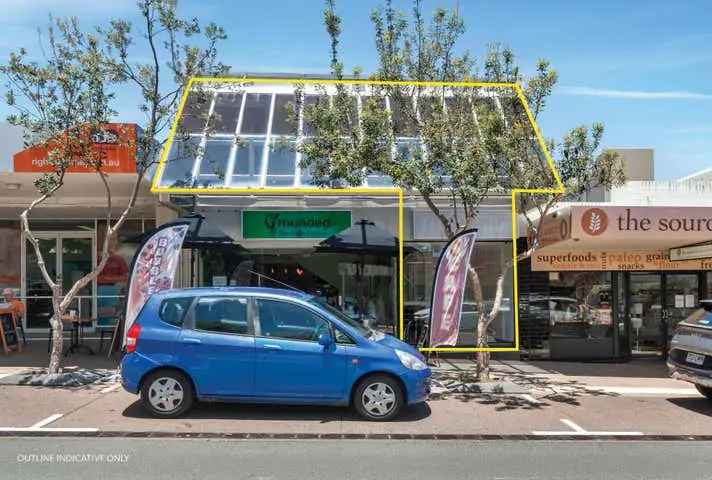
[395,349,428,371]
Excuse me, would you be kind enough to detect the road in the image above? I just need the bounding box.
[2,438,711,479]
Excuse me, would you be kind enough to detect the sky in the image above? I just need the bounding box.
[1,0,711,180]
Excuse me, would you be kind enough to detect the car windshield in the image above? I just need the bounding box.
[309,298,373,337]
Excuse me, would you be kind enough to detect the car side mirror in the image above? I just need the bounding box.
[317,332,333,348]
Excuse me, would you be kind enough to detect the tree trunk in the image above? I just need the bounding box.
[467,265,491,382]
[48,286,64,375]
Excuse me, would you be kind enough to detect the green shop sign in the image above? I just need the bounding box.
[242,210,352,239]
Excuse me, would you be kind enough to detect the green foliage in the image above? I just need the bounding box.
[301,0,623,240]
[1,16,115,195]
[100,0,229,170]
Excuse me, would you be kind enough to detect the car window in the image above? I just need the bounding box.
[159,297,193,327]
[256,298,330,341]
[194,297,249,335]
[334,327,355,345]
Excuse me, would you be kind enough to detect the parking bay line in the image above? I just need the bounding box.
[30,414,64,429]
[0,413,99,433]
[532,419,643,437]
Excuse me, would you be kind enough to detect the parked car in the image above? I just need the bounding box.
[667,299,712,400]
[412,299,512,346]
[120,287,431,420]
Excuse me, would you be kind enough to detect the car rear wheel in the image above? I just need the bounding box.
[141,370,194,418]
[695,384,712,400]
[353,374,404,421]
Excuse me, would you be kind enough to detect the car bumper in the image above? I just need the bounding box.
[120,352,156,394]
[667,361,712,389]
[400,368,432,404]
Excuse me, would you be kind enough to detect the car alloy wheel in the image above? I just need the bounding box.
[141,370,194,418]
[148,377,185,412]
[362,382,397,417]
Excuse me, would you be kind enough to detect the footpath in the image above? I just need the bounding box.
[0,357,710,439]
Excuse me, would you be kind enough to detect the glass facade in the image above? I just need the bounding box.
[0,221,21,292]
[520,262,708,360]
[1,218,153,330]
[157,84,485,190]
[200,249,398,335]
[404,241,515,347]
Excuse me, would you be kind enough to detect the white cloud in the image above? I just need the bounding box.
[559,86,712,100]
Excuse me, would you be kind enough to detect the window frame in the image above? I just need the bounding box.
[253,297,334,344]
[189,295,254,337]
[158,296,196,328]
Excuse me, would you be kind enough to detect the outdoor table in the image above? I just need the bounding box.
[61,314,96,356]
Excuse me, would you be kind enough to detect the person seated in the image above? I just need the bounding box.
[2,288,27,344]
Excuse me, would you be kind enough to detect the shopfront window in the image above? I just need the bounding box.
[96,219,147,329]
[230,139,264,187]
[0,221,21,292]
[196,139,232,187]
[548,272,613,338]
[209,93,242,134]
[404,241,515,347]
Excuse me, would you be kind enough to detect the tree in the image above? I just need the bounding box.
[299,0,625,380]
[1,1,226,376]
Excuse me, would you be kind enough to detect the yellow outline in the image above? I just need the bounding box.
[151,77,564,353]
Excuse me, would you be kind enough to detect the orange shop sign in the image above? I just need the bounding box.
[532,250,712,272]
[13,123,137,173]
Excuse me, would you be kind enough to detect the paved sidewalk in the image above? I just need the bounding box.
[1,357,710,437]
[431,358,700,398]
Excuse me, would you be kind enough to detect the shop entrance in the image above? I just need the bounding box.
[627,272,700,356]
[200,248,399,334]
[22,232,95,331]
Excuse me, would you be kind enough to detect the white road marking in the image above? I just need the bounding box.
[0,413,99,432]
[560,419,586,433]
[0,427,98,432]
[532,418,643,436]
[30,414,63,429]
[586,386,699,396]
[99,383,121,394]
[520,394,542,405]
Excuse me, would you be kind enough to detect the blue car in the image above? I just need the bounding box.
[121,287,431,421]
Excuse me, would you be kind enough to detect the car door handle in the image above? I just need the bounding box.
[262,344,282,351]
[183,338,202,345]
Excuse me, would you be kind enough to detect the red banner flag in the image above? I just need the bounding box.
[429,229,477,347]
[123,222,189,345]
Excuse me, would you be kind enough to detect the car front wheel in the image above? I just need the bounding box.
[695,384,712,400]
[141,370,194,418]
[353,374,404,421]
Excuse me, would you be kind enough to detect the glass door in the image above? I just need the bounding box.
[23,232,95,331]
[24,237,58,329]
[628,273,664,355]
[60,235,94,324]
[664,273,699,355]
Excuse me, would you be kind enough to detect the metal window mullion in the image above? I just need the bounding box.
[413,94,429,165]
[259,93,276,187]
[191,92,218,181]
[224,93,247,187]
[386,95,396,183]
[294,89,305,187]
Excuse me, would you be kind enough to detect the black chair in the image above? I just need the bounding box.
[15,314,27,345]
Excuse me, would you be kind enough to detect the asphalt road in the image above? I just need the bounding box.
[2,438,711,480]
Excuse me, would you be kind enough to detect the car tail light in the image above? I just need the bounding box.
[126,323,142,353]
